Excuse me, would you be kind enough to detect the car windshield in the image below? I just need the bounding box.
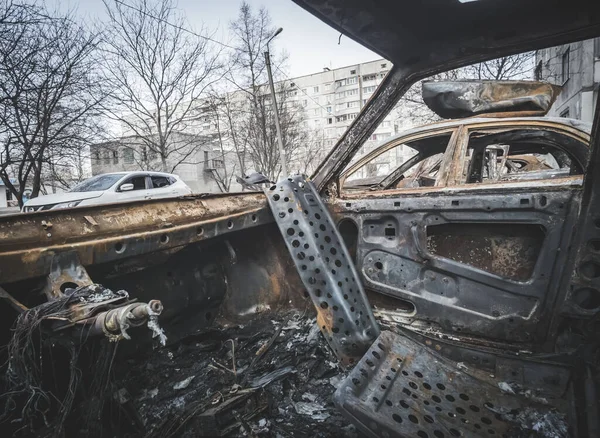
[69,174,123,192]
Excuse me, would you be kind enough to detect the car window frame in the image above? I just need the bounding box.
[338,127,460,195]
[117,174,151,192]
[449,122,591,188]
[150,174,173,189]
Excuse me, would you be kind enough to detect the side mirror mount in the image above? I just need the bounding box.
[120,183,134,192]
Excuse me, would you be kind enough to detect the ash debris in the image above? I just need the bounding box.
[112,311,364,438]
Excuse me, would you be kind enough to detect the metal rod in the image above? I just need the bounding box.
[264,28,287,178]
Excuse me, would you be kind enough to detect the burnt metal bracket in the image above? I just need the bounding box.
[265,175,380,365]
[42,252,93,300]
[335,331,569,438]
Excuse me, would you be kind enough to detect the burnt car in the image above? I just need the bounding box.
[342,116,590,193]
[1,0,600,437]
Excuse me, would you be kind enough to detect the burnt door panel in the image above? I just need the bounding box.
[330,187,580,344]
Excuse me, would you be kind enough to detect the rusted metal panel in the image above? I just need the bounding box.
[0,193,272,284]
[327,186,581,344]
[339,175,584,200]
[265,175,380,365]
[426,223,545,282]
[422,81,562,119]
[334,330,571,438]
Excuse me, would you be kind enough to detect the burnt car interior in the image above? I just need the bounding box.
[2,0,600,437]
[465,129,588,183]
[343,133,452,191]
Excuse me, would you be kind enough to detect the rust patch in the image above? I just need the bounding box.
[316,305,335,336]
[427,223,545,281]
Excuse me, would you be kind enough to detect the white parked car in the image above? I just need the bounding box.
[22,171,193,212]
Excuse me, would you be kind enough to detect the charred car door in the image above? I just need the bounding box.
[332,119,590,346]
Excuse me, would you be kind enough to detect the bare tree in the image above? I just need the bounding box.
[227,2,309,181]
[0,1,103,206]
[289,128,328,176]
[102,0,222,174]
[201,93,242,192]
[464,53,535,81]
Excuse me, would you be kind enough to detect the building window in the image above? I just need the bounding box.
[123,148,134,164]
[103,150,110,164]
[335,91,345,99]
[112,150,119,164]
[348,113,358,120]
[302,99,308,107]
[95,151,100,162]
[313,86,319,93]
[534,61,543,81]
[313,109,319,116]
[212,158,224,168]
[336,115,348,122]
[141,146,147,161]
[363,74,376,82]
[560,108,570,118]
[381,63,387,69]
[382,120,391,128]
[204,151,209,168]
[326,106,332,113]
[325,83,331,91]
[363,85,377,94]
[561,48,570,82]
[347,77,357,85]
[335,79,345,88]
[327,118,333,124]
[350,69,356,74]
[346,88,358,96]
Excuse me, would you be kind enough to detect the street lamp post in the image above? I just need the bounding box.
[264,27,288,178]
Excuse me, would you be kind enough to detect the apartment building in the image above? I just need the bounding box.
[535,38,600,122]
[284,59,395,150]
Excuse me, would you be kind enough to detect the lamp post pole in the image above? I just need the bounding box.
[264,27,288,178]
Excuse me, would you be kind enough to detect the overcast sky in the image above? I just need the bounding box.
[70,0,382,78]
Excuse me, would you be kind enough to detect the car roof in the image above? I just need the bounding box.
[390,116,591,143]
[99,171,176,178]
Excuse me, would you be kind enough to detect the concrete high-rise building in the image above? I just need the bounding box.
[281,59,394,150]
[535,38,600,122]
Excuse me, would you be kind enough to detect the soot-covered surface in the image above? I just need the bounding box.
[112,311,365,438]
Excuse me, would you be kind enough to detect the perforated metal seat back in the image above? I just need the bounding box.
[265,175,380,365]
